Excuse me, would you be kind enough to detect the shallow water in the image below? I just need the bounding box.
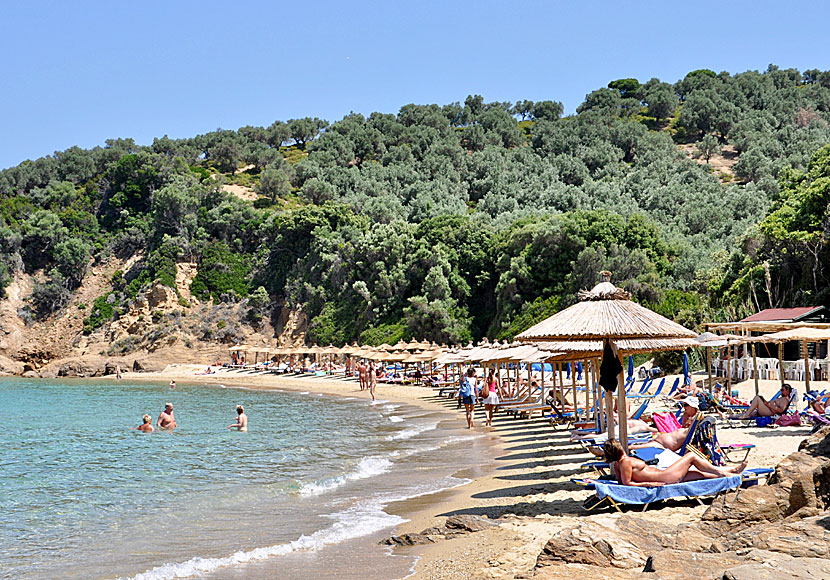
[0,378,494,580]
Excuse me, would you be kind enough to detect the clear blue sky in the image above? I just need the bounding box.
[2,0,829,170]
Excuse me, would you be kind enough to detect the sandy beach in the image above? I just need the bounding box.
[122,365,821,579]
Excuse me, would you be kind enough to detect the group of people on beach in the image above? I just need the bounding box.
[135,400,248,432]
[356,360,378,401]
[457,368,504,428]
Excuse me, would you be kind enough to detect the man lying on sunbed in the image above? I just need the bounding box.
[730,383,793,419]
[602,439,746,487]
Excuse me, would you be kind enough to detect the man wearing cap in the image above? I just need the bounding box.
[680,396,700,428]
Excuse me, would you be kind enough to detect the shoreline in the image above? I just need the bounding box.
[80,367,824,578]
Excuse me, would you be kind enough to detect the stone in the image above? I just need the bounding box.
[720,549,830,580]
[703,427,830,530]
[443,515,497,534]
[721,514,830,559]
[380,533,435,546]
[104,361,118,376]
[132,359,146,372]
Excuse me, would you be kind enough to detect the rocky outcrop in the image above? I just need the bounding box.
[531,429,830,579]
[382,515,498,546]
[702,426,830,531]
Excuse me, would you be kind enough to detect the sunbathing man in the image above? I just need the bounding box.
[603,438,746,487]
[157,403,177,430]
[732,383,793,419]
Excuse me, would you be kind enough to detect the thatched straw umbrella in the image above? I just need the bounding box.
[516,271,696,450]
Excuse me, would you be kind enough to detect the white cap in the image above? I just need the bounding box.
[682,396,699,409]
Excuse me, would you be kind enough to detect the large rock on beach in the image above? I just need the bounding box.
[702,426,830,531]
[720,549,830,579]
[381,515,497,546]
[531,429,830,580]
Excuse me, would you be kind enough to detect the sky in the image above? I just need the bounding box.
[2,0,829,170]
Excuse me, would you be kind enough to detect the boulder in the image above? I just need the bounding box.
[703,427,830,531]
[721,549,830,580]
[57,359,103,377]
[443,514,497,534]
[380,533,436,546]
[133,359,146,372]
[103,361,118,376]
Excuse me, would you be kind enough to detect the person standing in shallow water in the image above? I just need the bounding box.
[368,361,378,401]
[228,405,248,431]
[136,414,154,432]
[157,403,177,430]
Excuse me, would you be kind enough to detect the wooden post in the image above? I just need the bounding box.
[584,358,590,422]
[803,339,811,392]
[726,343,733,393]
[571,365,578,420]
[706,346,713,396]
[615,342,628,454]
[751,342,760,397]
[777,342,785,388]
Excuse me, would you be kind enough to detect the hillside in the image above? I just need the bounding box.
[2,65,830,375]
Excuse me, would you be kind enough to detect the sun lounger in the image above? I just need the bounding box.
[580,475,743,512]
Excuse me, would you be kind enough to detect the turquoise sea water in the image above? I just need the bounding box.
[0,378,493,580]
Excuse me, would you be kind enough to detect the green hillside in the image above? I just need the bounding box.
[3,65,830,347]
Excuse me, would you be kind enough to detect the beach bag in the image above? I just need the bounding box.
[755,417,775,427]
[775,413,801,427]
[479,384,489,400]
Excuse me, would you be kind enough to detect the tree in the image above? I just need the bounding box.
[531,100,564,121]
[258,164,291,202]
[642,79,678,123]
[288,117,329,148]
[697,134,721,162]
[513,100,535,120]
[608,78,641,98]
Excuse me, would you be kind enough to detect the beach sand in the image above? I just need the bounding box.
[124,366,822,579]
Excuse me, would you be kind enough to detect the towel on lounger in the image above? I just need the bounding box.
[593,475,742,505]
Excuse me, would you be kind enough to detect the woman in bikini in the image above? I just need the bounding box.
[603,438,746,487]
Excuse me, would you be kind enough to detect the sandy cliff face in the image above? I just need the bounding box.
[0,259,307,377]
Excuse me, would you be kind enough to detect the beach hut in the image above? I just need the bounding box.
[515,271,697,450]
[739,326,830,393]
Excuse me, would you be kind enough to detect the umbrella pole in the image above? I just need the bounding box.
[803,339,811,392]
[727,344,732,393]
[595,358,603,431]
[614,342,628,453]
[706,346,713,396]
[751,343,759,397]
[778,343,785,388]
[584,358,590,422]
[571,367,578,420]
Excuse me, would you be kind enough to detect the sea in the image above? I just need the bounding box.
[0,377,496,580]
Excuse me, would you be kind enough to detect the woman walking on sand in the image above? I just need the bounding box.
[482,368,502,427]
[459,368,478,428]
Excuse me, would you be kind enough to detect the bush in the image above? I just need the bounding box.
[83,293,115,333]
[190,242,250,301]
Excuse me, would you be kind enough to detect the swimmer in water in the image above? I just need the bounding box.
[170,380,176,389]
[157,403,177,430]
[228,405,248,432]
[136,414,154,432]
